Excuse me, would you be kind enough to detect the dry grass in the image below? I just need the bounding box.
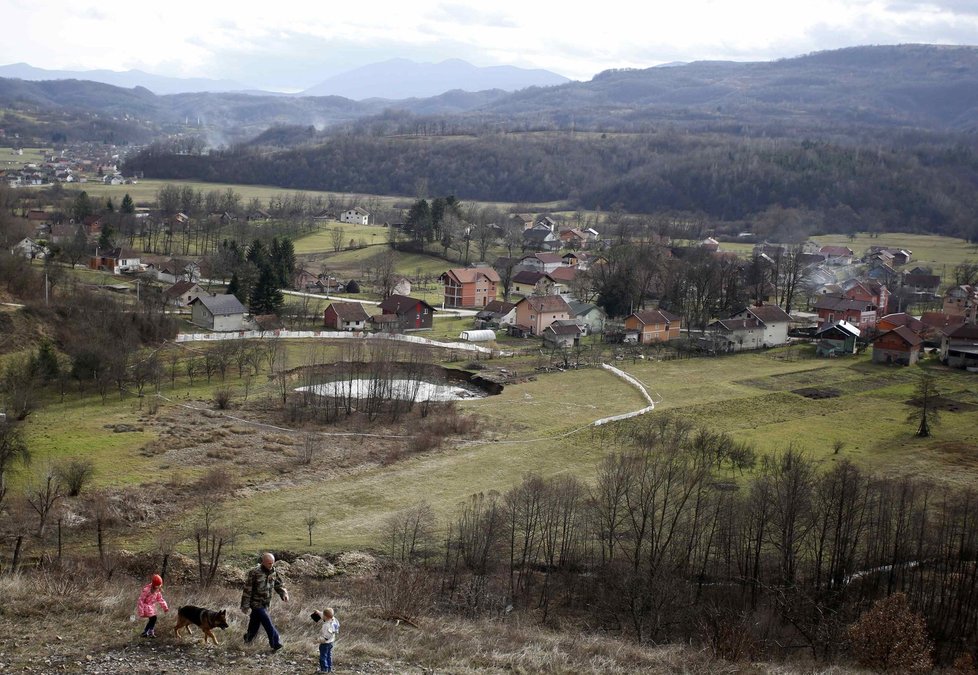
[0,566,747,674]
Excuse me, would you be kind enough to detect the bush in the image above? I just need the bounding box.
[847,593,933,672]
[54,458,95,497]
[213,387,233,410]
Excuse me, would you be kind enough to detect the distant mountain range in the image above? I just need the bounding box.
[0,63,250,95]
[299,58,570,99]
[2,45,977,146]
[0,58,570,99]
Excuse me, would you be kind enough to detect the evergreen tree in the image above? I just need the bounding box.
[105,197,114,213]
[98,224,115,251]
[227,272,244,303]
[249,266,284,315]
[72,191,93,222]
[246,238,268,268]
[35,340,60,383]
[120,193,135,214]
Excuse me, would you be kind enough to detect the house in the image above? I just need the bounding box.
[510,213,534,230]
[149,258,200,284]
[517,252,564,274]
[10,237,48,260]
[918,312,965,346]
[340,207,370,225]
[513,295,572,336]
[535,215,558,232]
[89,247,141,274]
[546,266,578,300]
[27,209,49,224]
[292,268,320,291]
[878,313,926,334]
[729,304,793,346]
[559,228,588,249]
[189,294,247,332]
[943,285,977,323]
[542,320,583,348]
[902,273,941,297]
[568,301,606,335]
[49,223,82,244]
[370,314,401,332]
[440,267,500,308]
[624,309,682,344]
[872,326,922,365]
[940,323,978,368]
[376,294,435,331]
[698,237,720,252]
[392,277,412,297]
[323,302,370,331]
[814,295,877,334]
[522,228,560,252]
[819,245,854,265]
[842,279,890,319]
[706,318,766,352]
[815,321,860,357]
[475,300,517,328]
[511,270,553,298]
[163,280,205,308]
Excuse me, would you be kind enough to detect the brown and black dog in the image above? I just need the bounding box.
[173,605,229,644]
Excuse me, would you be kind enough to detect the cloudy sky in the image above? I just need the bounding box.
[1,0,976,90]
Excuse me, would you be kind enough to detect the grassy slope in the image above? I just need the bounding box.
[13,332,978,554]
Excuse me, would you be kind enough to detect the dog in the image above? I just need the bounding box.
[173,605,229,645]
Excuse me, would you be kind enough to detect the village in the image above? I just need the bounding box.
[9,201,978,372]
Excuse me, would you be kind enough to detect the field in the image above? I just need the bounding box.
[15,333,978,555]
[0,145,49,168]
[703,234,977,273]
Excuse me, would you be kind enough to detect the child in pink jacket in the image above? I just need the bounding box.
[136,574,169,638]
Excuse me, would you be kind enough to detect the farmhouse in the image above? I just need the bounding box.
[377,294,435,331]
[513,295,571,336]
[10,237,48,259]
[872,326,922,366]
[940,323,978,369]
[475,300,517,328]
[819,245,854,265]
[440,267,500,308]
[511,270,553,298]
[542,320,583,348]
[163,280,205,308]
[943,285,977,323]
[568,301,606,335]
[323,302,370,331]
[814,295,877,334]
[522,228,560,252]
[89,247,141,274]
[729,304,793,346]
[624,309,682,344]
[815,321,860,357]
[189,294,247,332]
[518,252,565,274]
[340,207,370,225]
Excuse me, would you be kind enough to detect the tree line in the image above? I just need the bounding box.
[384,416,978,666]
[124,130,978,241]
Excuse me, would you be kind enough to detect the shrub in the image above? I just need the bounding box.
[213,386,233,410]
[54,458,95,497]
[847,593,933,672]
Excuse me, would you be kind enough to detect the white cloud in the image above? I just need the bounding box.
[0,0,975,86]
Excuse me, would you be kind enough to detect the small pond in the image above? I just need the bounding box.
[294,365,502,402]
[297,378,486,402]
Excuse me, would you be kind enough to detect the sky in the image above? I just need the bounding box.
[1,0,977,91]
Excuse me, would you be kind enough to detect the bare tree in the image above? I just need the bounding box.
[0,421,30,511]
[25,465,64,537]
[908,371,941,438]
[330,226,346,252]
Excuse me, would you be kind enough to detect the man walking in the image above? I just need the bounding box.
[241,552,289,651]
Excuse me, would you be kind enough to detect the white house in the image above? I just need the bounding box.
[340,208,370,225]
[189,294,247,332]
[10,237,48,260]
[729,304,793,347]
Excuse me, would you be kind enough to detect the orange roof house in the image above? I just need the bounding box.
[624,309,682,344]
[513,295,571,336]
[440,267,500,308]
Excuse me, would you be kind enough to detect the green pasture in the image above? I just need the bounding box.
[0,146,49,167]
[811,233,977,274]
